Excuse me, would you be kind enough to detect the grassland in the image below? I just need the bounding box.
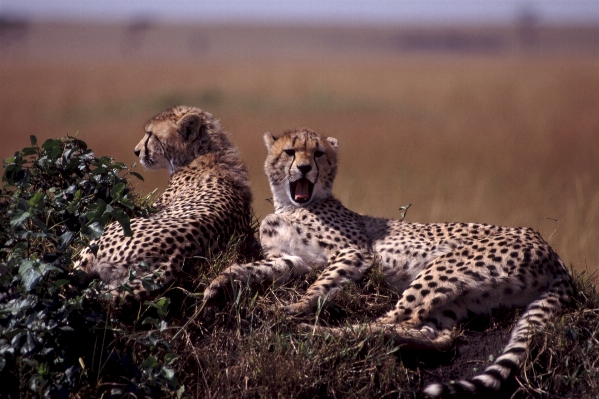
[2,53,598,274]
[1,22,599,398]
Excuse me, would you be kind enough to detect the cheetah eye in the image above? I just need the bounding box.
[284,149,295,156]
[314,150,324,158]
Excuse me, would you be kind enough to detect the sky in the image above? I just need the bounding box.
[1,0,599,25]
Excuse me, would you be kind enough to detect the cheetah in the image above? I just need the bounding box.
[204,127,573,398]
[75,105,255,302]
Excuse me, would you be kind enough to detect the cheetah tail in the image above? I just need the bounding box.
[422,280,571,399]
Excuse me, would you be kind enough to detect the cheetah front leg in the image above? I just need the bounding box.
[284,248,374,314]
[300,248,494,349]
[203,256,314,304]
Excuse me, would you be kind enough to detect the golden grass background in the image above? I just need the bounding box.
[1,23,598,274]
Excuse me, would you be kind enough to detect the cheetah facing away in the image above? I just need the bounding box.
[204,127,573,398]
[75,105,255,302]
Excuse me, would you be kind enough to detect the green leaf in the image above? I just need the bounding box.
[9,209,30,228]
[129,171,144,181]
[28,192,45,207]
[30,215,48,234]
[17,198,29,211]
[118,197,135,210]
[29,375,45,393]
[86,199,107,223]
[41,138,60,152]
[144,297,170,317]
[108,208,133,237]
[37,362,49,376]
[50,146,62,159]
[161,366,175,380]
[175,384,185,399]
[80,222,104,240]
[2,164,21,185]
[18,260,34,277]
[10,331,26,349]
[58,231,73,251]
[21,147,38,156]
[40,263,61,274]
[142,317,160,327]
[118,282,135,295]
[141,356,159,369]
[88,242,99,256]
[21,331,39,355]
[0,133,166,396]
[21,267,42,292]
[141,276,162,293]
[91,166,107,175]
[21,357,38,367]
[164,353,179,366]
[110,182,126,198]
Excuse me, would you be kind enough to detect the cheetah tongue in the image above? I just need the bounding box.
[294,179,310,200]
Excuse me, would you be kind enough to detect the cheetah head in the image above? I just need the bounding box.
[134,105,223,175]
[264,128,338,210]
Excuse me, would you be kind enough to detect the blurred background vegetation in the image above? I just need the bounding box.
[1,1,598,274]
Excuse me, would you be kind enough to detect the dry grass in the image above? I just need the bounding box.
[164,248,599,399]
[2,54,598,275]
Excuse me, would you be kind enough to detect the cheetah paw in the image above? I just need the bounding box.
[297,323,315,332]
[282,301,312,314]
[202,275,231,304]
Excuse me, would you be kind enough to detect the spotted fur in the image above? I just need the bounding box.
[204,127,572,398]
[75,105,255,302]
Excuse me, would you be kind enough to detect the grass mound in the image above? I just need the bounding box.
[173,267,598,399]
[1,136,597,398]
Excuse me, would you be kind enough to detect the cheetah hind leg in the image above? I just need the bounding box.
[108,261,174,306]
[299,322,453,351]
[422,283,571,399]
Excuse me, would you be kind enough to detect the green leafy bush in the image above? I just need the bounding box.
[0,135,178,398]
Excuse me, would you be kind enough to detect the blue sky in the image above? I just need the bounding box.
[1,0,599,25]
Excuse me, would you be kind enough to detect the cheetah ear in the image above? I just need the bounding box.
[178,113,202,141]
[263,132,277,150]
[326,137,339,151]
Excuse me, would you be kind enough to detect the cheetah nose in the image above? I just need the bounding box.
[134,149,141,157]
[298,164,312,175]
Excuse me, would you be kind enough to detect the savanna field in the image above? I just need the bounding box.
[1,22,599,398]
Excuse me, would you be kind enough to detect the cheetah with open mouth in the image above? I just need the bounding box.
[204,127,572,398]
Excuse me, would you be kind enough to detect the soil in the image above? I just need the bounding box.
[420,326,509,375]
[405,313,519,394]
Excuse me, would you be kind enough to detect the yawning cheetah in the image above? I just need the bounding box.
[204,127,572,398]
